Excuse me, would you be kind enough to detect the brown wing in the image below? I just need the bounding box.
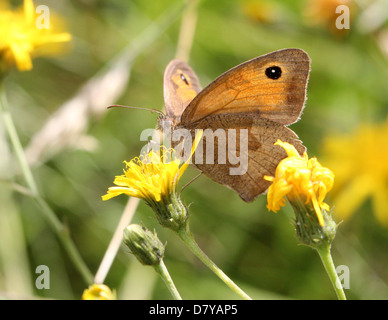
[182,113,305,202]
[163,59,202,121]
[180,49,310,127]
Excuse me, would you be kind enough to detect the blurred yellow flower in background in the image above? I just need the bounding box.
[240,0,277,24]
[304,0,355,35]
[265,140,335,226]
[0,0,71,72]
[322,120,388,226]
[82,284,116,300]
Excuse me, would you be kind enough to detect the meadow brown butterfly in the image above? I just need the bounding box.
[160,48,310,202]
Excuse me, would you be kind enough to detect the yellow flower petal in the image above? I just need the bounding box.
[178,129,203,180]
[372,186,388,226]
[10,43,33,70]
[274,139,301,158]
[24,0,35,25]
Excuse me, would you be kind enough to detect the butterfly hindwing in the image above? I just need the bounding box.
[183,113,305,201]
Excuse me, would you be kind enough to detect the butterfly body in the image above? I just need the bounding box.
[160,48,310,202]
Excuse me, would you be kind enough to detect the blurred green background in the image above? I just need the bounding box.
[1,0,388,299]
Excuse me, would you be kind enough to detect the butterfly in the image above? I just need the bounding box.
[159,48,310,202]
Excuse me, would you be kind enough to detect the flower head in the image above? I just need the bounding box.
[0,0,71,72]
[322,120,388,225]
[103,131,203,230]
[102,147,189,204]
[82,284,116,300]
[265,140,335,226]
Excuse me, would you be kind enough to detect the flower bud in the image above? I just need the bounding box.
[123,224,165,266]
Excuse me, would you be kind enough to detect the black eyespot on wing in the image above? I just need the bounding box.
[180,73,189,85]
[265,66,282,80]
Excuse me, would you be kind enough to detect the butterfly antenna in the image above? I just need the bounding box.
[179,172,203,196]
[108,104,165,116]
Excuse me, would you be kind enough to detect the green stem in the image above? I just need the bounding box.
[175,0,200,61]
[0,82,93,285]
[154,259,182,300]
[177,226,252,300]
[0,84,38,195]
[34,197,94,284]
[316,244,347,300]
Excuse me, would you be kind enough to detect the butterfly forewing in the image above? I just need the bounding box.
[163,59,202,122]
[180,49,310,126]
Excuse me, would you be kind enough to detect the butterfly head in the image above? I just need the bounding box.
[157,114,175,133]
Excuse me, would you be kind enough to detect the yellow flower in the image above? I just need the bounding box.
[0,0,71,72]
[102,148,187,204]
[103,131,203,231]
[102,131,202,205]
[82,284,116,300]
[322,120,388,225]
[264,140,335,226]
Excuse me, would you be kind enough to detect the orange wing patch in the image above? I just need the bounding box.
[181,49,310,126]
